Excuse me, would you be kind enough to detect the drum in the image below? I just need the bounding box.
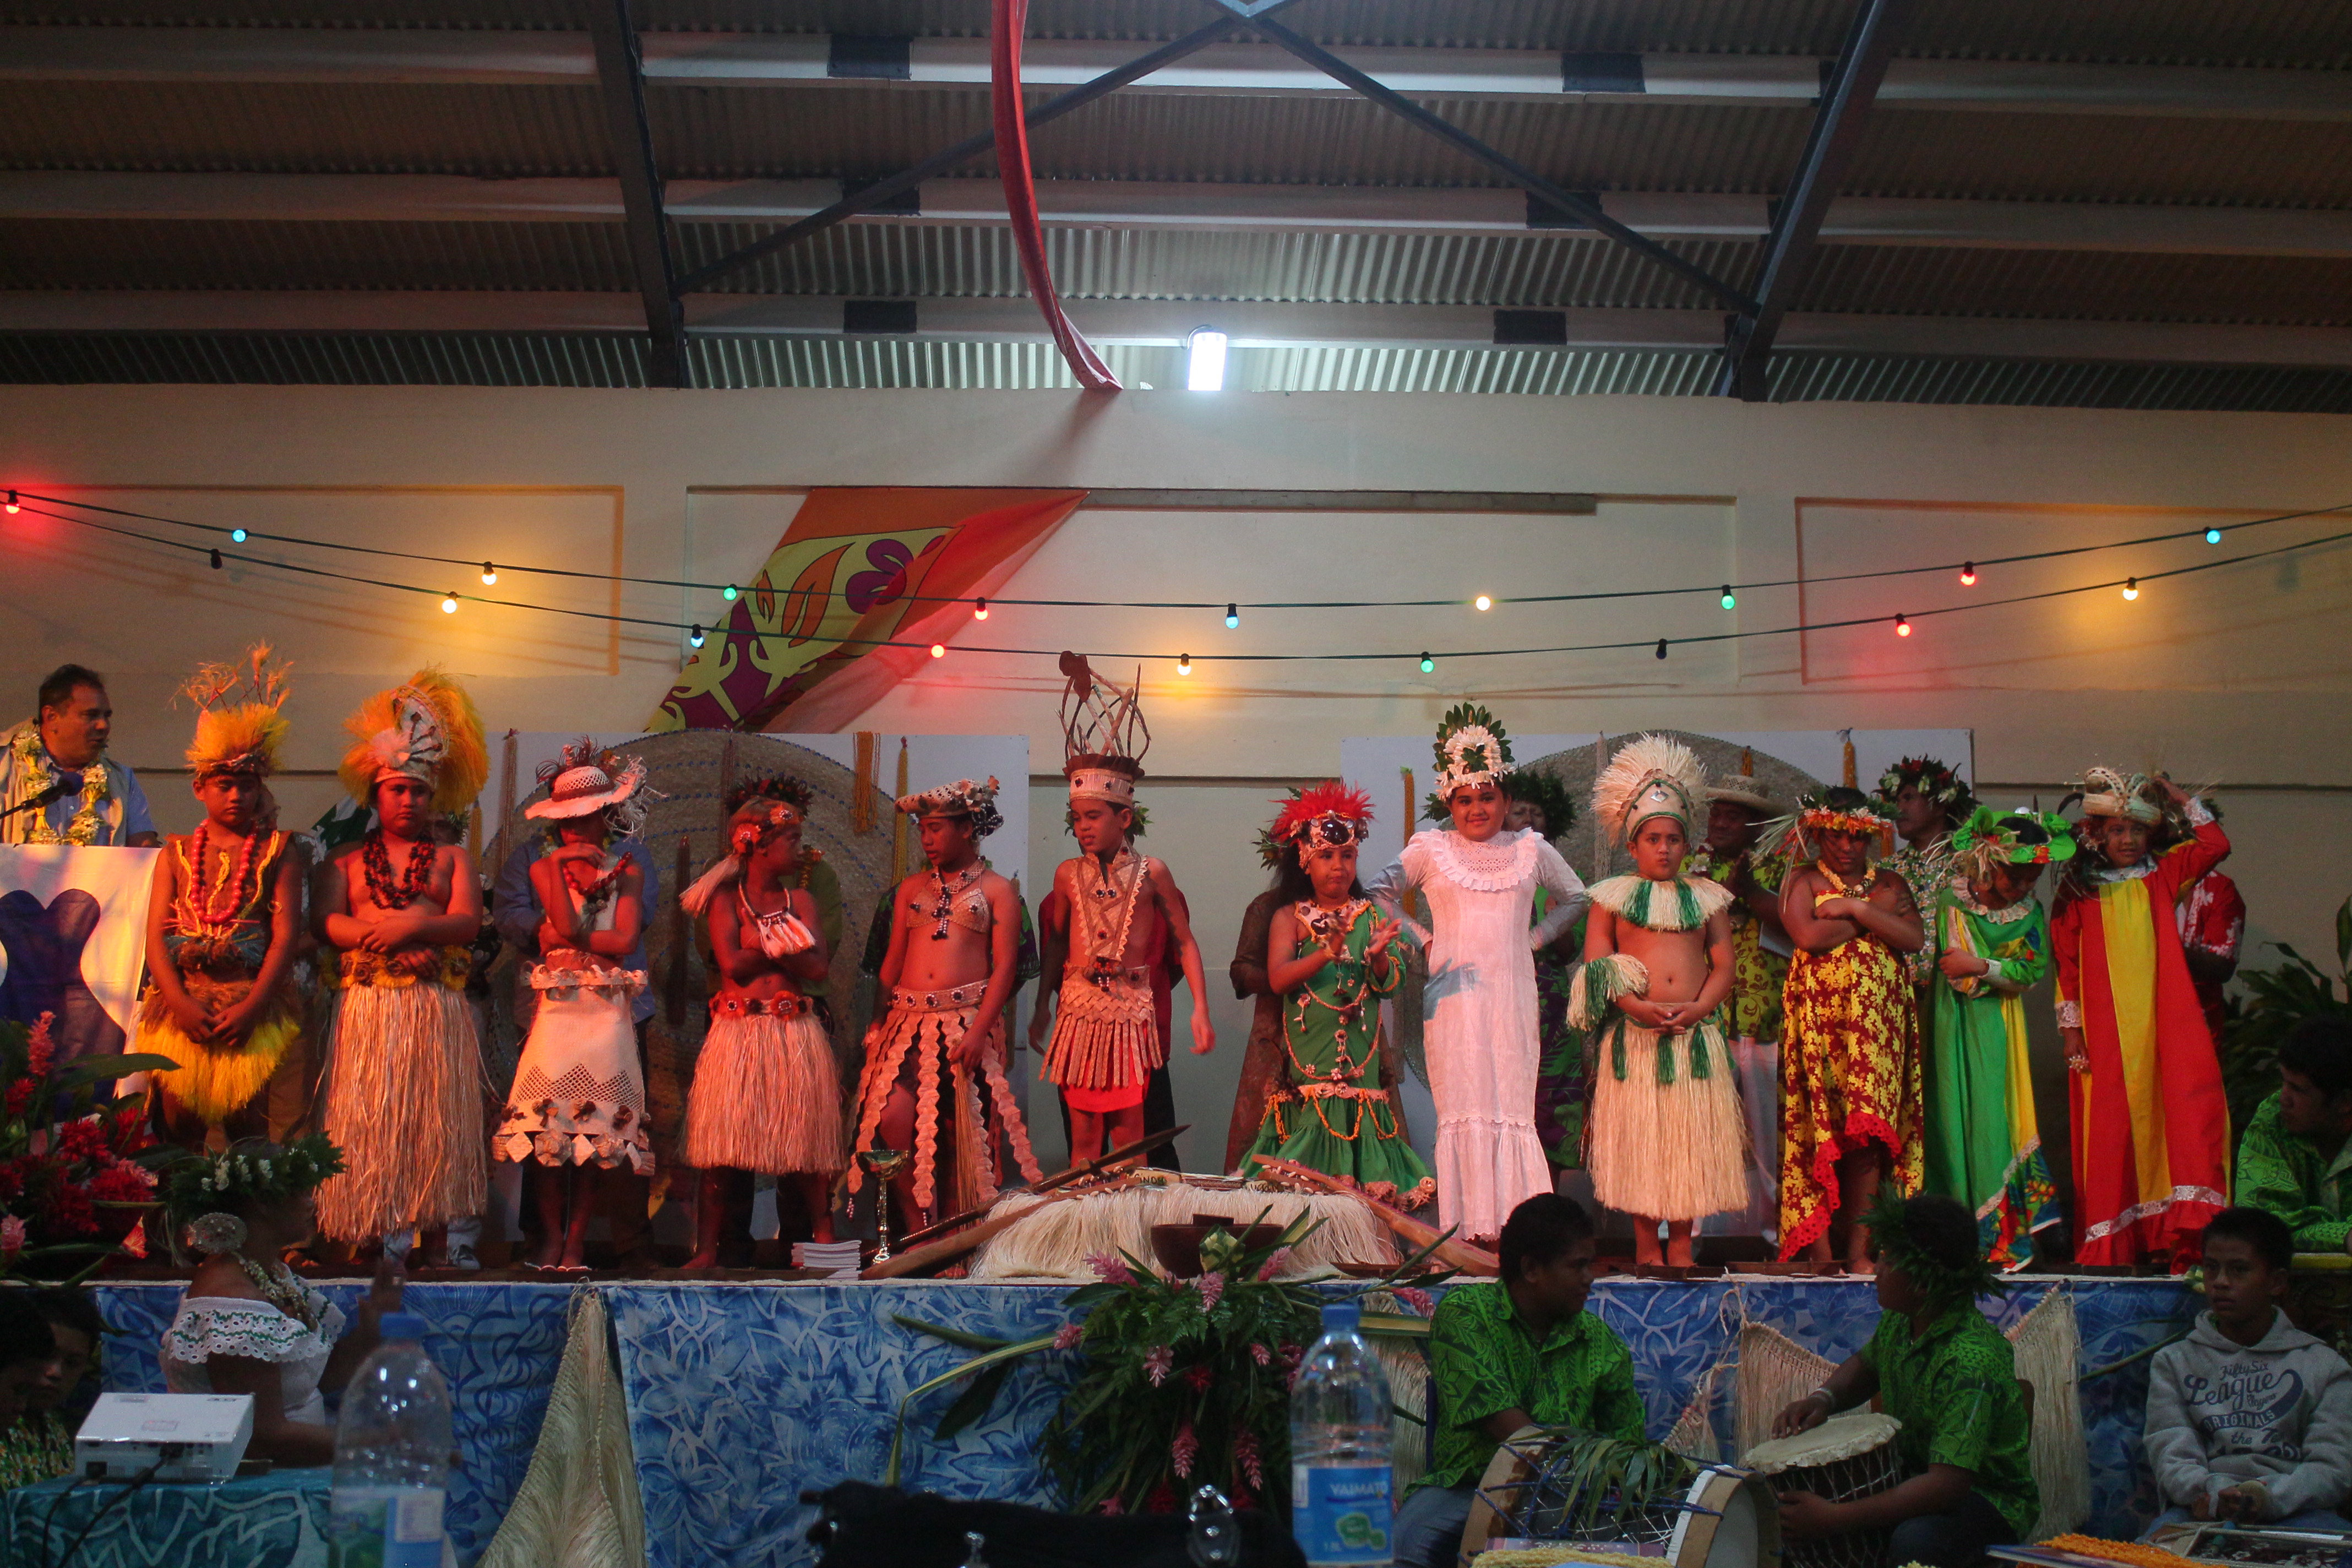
[1463,1428,1782,1568]
[1739,1410,1905,1568]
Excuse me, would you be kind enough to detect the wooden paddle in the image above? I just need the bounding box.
[890,1122,1191,1253]
[1250,1155,1502,1276]
[858,1189,1084,1281]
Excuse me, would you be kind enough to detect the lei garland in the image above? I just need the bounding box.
[10,728,112,846]
[361,829,436,910]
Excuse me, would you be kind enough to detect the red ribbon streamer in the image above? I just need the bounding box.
[991,0,1121,391]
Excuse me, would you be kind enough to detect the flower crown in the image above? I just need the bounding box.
[1875,755,1970,809]
[162,1133,344,1225]
[1432,702,1514,798]
[725,772,816,818]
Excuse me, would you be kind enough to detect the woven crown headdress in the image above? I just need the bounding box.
[337,667,488,813]
[897,776,1005,840]
[181,644,292,781]
[2075,765,2162,824]
[1432,702,1514,798]
[1059,651,1150,805]
[1592,734,1706,846]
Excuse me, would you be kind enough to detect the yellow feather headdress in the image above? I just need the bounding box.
[337,667,488,813]
[181,645,292,781]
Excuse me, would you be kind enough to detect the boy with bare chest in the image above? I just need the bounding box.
[309,672,490,1257]
[1572,736,1749,1267]
[852,777,1042,1228]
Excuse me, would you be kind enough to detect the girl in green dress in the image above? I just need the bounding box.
[1926,807,2075,1267]
[1245,784,1436,1207]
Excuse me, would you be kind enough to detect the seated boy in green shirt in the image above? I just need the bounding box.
[1772,1192,2038,1568]
[2235,1016,2352,1253]
[1393,1194,1647,1568]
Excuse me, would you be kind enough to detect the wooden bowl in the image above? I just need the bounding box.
[1148,1218,1287,1278]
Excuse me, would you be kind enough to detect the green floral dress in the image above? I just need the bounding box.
[1245,900,1435,1206]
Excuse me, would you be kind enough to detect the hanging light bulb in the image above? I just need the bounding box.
[1654,638,1668,660]
[2205,527,2223,545]
[2,492,16,514]
[440,591,459,613]
[231,528,248,543]
[1418,652,1434,674]
[2122,578,2139,601]
[929,643,945,659]
[1177,652,1192,676]
[1224,602,1239,629]
[1895,613,1912,638]
[972,598,988,620]
[1474,594,1493,612]
[1719,585,1735,610]
[723,584,739,602]
[209,548,223,570]
[688,624,705,649]
[1959,562,1977,586]
[481,562,498,586]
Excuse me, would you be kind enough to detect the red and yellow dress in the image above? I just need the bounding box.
[2052,812,2231,1265]
[1777,864,1923,1257]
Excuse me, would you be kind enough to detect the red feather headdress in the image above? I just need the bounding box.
[1271,782,1375,850]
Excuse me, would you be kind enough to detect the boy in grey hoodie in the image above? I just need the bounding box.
[2143,1206,2352,1534]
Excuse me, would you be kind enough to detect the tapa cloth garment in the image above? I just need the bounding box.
[1043,848,1162,1112]
[495,965,652,1173]
[847,981,1042,1214]
[684,997,846,1175]
[1776,876,1923,1259]
[314,948,488,1243]
[2146,1310,2352,1521]
[1585,1015,1749,1223]
[1366,827,1586,1242]
[2053,812,2231,1264]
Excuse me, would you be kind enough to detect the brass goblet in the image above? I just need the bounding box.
[857,1148,913,1261]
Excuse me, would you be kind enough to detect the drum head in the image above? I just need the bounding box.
[1669,1468,1781,1568]
[1739,1411,1902,1475]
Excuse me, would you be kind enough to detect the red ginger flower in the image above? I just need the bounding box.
[1197,1270,1226,1311]
[1053,1321,1085,1351]
[1172,1423,1198,1479]
[1143,1345,1174,1386]
[24,1014,54,1077]
[3,1080,31,1117]
[1184,1365,1213,1393]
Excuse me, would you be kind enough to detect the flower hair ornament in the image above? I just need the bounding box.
[162,1133,345,1229]
[528,736,663,840]
[1591,734,1705,847]
[1950,805,2077,885]
[1759,786,1894,864]
[1431,703,1514,799]
[896,776,1005,840]
[1874,755,1975,822]
[1270,782,1374,859]
[680,799,812,917]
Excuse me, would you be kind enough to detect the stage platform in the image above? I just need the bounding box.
[85,1273,2195,1568]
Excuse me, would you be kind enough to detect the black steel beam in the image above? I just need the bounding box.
[586,0,685,388]
[1210,4,1758,317]
[1716,0,1913,400]
[677,6,1303,296]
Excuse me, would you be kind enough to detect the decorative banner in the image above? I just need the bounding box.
[648,487,1085,734]
[0,844,159,1064]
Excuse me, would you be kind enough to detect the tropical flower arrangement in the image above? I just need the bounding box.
[0,1013,179,1281]
[891,1210,1446,1518]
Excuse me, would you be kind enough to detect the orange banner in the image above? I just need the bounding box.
[647,487,1082,733]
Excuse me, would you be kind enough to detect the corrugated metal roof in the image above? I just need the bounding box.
[4,332,2350,411]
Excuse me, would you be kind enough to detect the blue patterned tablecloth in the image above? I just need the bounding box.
[88,1280,575,1565]
[610,1275,2197,1568]
[3,1467,330,1568]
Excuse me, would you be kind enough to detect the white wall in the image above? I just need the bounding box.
[4,387,2348,1171]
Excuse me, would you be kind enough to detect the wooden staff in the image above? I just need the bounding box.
[858,1189,1082,1282]
[891,1123,1191,1254]
[1250,1155,1502,1276]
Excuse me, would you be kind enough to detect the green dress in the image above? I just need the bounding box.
[1926,884,2061,1267]
[1245,900,1435,1206]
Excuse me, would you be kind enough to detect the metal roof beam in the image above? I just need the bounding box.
[584,0,683,388]
[17,172,2352,258]
[1718,0,1910,400]
[7,290,2350,368]
[7,26,2352,120]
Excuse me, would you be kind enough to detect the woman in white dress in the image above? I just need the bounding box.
[493,746,657,1271]
[159,1136,403,1466]
[1369,705,1587,1244]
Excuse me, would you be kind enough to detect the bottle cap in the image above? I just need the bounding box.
[1319,1300,1360,1332]
[377,1312,427,1341]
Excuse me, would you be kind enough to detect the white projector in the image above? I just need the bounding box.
[73,1392,255,1482]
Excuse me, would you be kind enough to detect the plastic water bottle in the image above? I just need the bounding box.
[1289,1300,1393,1567]
[330,1311,456,1568]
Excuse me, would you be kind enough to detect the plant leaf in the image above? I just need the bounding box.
[892,1314,1013,1354]
[935,1360,1017,1441]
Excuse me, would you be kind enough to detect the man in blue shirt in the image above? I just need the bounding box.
[0,666,158,847]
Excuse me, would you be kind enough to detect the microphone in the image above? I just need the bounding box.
[0,781,70,821]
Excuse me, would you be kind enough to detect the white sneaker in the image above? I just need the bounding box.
[445,1242,481,1271]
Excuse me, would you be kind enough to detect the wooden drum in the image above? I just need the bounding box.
[1740,1411,1905,1568]
[1463,1427,1783,1568]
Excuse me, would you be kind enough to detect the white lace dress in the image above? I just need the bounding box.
[1369,827,1588,1241]
[160,1286,346,1426]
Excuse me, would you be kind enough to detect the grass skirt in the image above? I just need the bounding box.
[314,976,489,1243]
[138,972,300,1128]
[685,1010,846,1175]
[1587,1016,1750,1222]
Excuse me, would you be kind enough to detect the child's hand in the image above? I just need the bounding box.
[167,992,217,1041]
[1027,1004,1051,1052]
[2062,1027,2089,1074]
[210,995,263,1044]
[1618,997,1672,1030]
[1188,1009,1215,1056]
[1938,951,1989,981]
[949,1025,987,1070]
[1366,918,1401,959]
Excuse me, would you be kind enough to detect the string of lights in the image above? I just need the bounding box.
[6,486,2344,618]
[14,494,2349,675]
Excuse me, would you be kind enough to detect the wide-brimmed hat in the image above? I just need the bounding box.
[1707,778,1780,815]
[525,738,655,834]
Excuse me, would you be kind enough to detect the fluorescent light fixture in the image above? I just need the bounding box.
[1186,328,1228,391]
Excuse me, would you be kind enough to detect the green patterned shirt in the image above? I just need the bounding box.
[0,1412,74,1491]
[2234,1092,2352,1253]
[1418,1284,1646,1495]
[1860,1305,2039,1538]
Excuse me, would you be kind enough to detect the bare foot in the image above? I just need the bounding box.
[530,1237,565,1269]
[1665,1242,1694,1268]
[682,1250,719,1271]
[1847,1256,1877,1276]
[559,1241,588,1271]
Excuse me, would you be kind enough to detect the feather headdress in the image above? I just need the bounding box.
[1270,781,1374,859]
[1592,733,1706,846]
[181,644,292,781]
[336,667,488,813]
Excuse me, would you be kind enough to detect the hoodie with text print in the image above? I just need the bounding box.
[2146,1309,2352,1520]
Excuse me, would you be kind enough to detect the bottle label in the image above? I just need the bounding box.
[1290,1462,1392,1566]
[330,1485,447,1568]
